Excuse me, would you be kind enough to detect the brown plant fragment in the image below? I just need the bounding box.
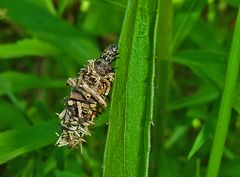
[56,44,118,151]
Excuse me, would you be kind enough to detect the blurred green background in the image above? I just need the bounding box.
[0,0,240,177]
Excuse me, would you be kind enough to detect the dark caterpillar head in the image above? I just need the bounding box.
[94,59,114,76]
[100,44,119,63]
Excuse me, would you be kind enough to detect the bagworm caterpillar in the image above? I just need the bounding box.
[56,44,118,150]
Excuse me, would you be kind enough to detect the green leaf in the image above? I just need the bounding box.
[0,119,57,164]
[173,51,240,113]
[0,101,29,129]
[56,170,87,177]
[0,72,64,95]
[172,0,207,50]
[57,0,71,16]
[82,0,126,10]
[42,0,57,15]
[233,83,240,114]
[24,0,57,15]
[188,19,225,51]
[175,50,240,159]
[94,109,109,127]
[188,103,219,159]
[82,2,125,35]
[103,0,153,176]
[158,153,181,177]
[226,0,240,7]
[164,125,188,149]
[221,159,240,177]
[173,51,228,91]
[168,84,219,111]
[0,38,60,59]
[151,0,173,176]
[196,159,201,177]
[0,0,98,65]
[206,7,240,177]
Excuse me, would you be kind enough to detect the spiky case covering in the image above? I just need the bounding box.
[56,44,118,149]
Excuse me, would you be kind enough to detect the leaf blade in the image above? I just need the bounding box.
[0,38,60,59]
[0,72,64,95]
[0,120,57,164]
[103,0,153,176]
[0,0,98,65]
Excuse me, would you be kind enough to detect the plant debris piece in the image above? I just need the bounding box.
[55,44,119,151]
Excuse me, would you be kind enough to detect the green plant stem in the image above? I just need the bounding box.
[150,0,173,176]
[206,7,240,177]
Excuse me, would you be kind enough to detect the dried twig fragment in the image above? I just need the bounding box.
[56,44,119,150]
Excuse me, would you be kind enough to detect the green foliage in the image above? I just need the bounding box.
[0,0,240,177]
[0,0,99,65]
[103,0,153,176]
[206,8,240,177]
[0,120,57,164]
[0,72,64,94]
[0,38,59,59]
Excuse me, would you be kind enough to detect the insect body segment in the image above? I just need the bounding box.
[56,44,118,150]
[100,44,119,62]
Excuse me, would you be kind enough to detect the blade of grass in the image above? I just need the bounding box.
[206,6,240,177]
[0,72,64,95]
[0,0,98,65]
[188,20,225,51]
[103,0,154,176]
[57,0,70,16]
[233,83,240,113]
[196,159,201,177]
[82,2,124,36]
[173,51,240,113]
[43,0,57,15]
[0,38,60,59]
[173,51,228,91]
[168,84,219,111]
[172,0,207,50]
[227,0,240,7]
[0,101,29,129]
[188,103,219,159]
[150,0,173,176]
[82,0,126,10]
[0,119,57,164]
